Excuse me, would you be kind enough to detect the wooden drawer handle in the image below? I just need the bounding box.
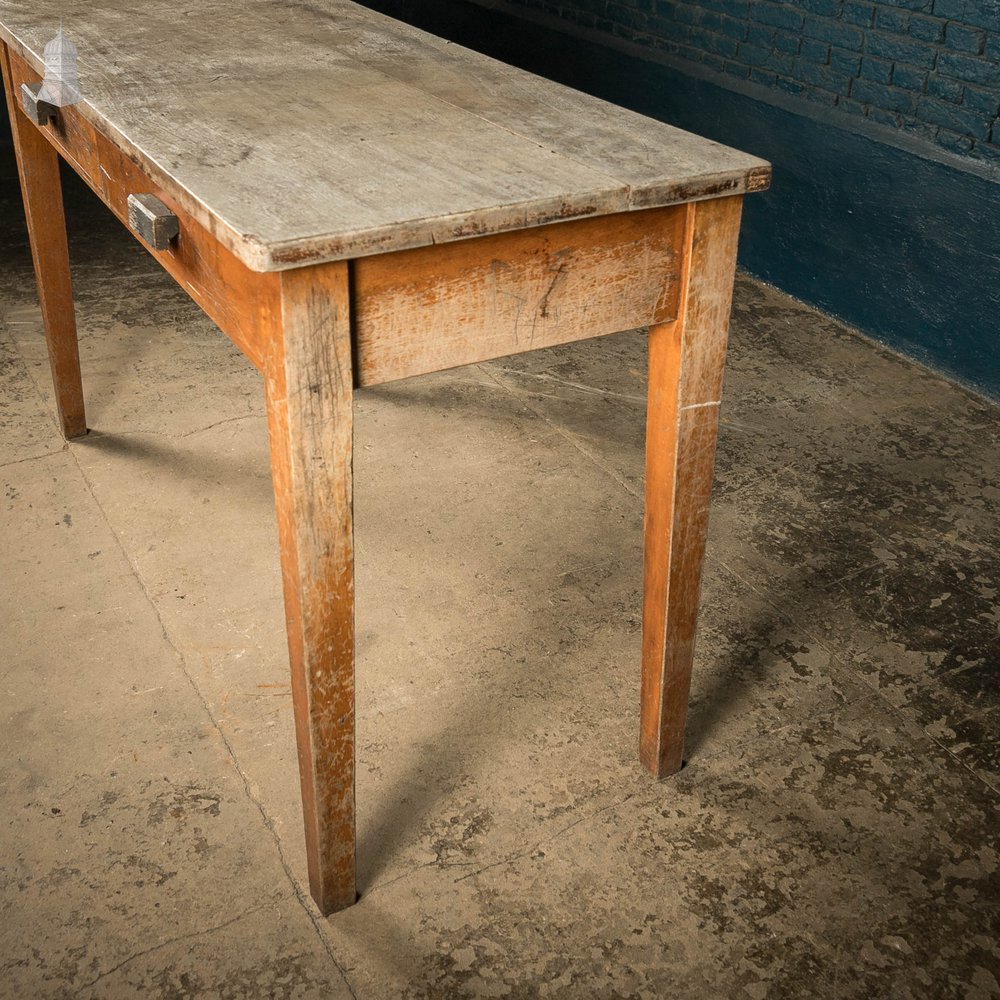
[127,194,179,250]
[21,82,57,126]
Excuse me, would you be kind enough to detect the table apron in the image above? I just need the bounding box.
[352,205,685,387]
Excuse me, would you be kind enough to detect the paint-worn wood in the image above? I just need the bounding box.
[5,49,280,371]
[329,14,773,210]
[640,195,743,779]
[264,261,356,916]
[354,206,686,386]
[0,0,770,271]
[1,41,85,439]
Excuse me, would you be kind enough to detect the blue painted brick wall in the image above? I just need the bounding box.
[505,0,1000,165]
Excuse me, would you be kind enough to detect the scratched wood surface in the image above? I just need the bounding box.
[0,0,769,271]
[640,195,743,779]
[353,205,686,386]
[265,260,357,914]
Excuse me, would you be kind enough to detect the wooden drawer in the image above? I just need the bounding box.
[5,47,278,370]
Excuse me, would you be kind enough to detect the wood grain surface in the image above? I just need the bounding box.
[640,195,743,779]
[0,0,769,270]
[353,205,686,386]
[265,260,357,915]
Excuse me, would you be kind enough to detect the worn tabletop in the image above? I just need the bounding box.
[0,0,770,270]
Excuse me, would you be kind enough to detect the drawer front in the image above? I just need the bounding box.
[5,47,278,371]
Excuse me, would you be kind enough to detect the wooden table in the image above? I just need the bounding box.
[1,0,769,915]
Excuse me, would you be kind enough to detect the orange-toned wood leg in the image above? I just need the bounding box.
[264,260,356,915]
[640,195,743,779]
[1,43,86,439]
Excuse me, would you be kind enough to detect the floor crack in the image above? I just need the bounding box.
[177,411,262,438]
[0,445,68,469]
[66,448,359,1000]
[71,905,269,996]
[454,790,642,884]
[479,364,641,499]
[489,365,647,404]
[367,789,648,898]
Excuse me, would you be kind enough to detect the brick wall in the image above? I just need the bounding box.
[504,0,1000,164]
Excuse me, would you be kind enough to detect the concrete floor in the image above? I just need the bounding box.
[1,149,998,999]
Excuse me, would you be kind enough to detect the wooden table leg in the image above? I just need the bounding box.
[264,260,357,915]
[1,44,86,440]
[640,195,743,779]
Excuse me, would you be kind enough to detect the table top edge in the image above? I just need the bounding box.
[0,24,771,273]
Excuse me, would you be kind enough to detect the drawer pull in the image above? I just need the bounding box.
[127,194,179,250]
[21,83,57,126]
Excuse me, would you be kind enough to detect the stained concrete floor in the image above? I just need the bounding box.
[1,147,998,999]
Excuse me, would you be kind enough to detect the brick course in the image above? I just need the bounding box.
[500,0,1000,165]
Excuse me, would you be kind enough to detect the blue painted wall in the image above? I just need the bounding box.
[497,0,1000,170]
[363,0,1000,399]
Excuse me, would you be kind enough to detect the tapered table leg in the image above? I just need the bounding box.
[1,44,86,439]
[640,195,743,779]
[264,260,357,915]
